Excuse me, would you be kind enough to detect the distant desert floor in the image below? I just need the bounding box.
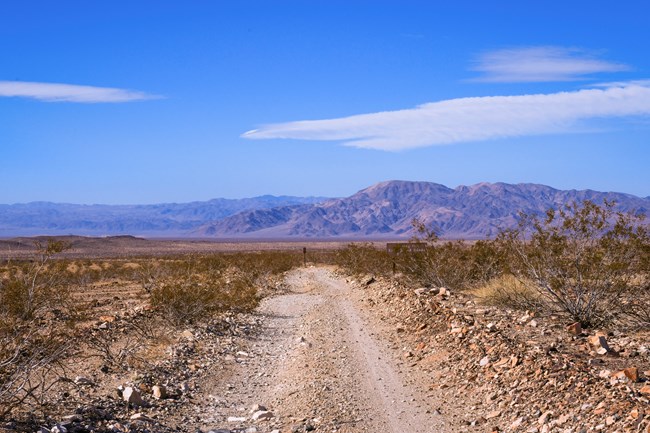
[0,235,388,260]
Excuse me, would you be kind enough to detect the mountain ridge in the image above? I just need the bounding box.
[1,181,647,239]
[194,181,649,239]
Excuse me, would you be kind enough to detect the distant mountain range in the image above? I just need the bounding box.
[0,196,328,237]
[1,181,648,239]
[193,181,649,239]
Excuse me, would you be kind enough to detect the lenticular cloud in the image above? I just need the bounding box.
[242,81,650,151]
[0,80,158,103]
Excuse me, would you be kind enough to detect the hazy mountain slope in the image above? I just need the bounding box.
[195,181,649,239]
[0,196,328,237]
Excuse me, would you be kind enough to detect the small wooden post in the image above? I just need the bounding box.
[303,247,307,267]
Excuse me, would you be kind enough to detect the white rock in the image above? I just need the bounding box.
[74,376,93,385]
[251,410,274,420]
[152,385,167,399]
[227,416,247,423]
[122,386,144,406]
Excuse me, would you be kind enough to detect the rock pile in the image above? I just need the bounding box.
[352,273,650,432]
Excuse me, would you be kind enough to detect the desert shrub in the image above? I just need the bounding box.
[0,322,74,419]
[496,200,649,327]
[147,251,299,325]
[0,240,72,320]
[86,315,165,373]
[150,274,260,325]
[396,240,471,289]
[0,240,77,419]
[396,221,506,291]
[334,243,392,277]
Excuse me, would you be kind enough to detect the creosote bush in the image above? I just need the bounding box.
[394,220,505,291]
[497,200,649,327]
[334,243,392,277]
[0,247,303,422]
[335,202,648,329]
[0,240,77,419]
[146,251,301,325]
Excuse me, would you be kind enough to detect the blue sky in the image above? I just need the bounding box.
[2,0,649,204]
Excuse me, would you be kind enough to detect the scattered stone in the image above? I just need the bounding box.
[485,410,501,419]
[639,384,650,395]
[129,413,151,421]
[251,404,267,412]
[556,413,571,425]
[122,386,144,406]
[152,385,167,399]
[180,330,194,340]
[479,356,490,367]
[589,334,610,353]
[567,322,582,335]
[539,411,553,425]
[624,367,639,382]
[51,425,67,433]
[227,417,247,423]
[251,410,274,421]
[74,376,93,386]
[510,417,523,428]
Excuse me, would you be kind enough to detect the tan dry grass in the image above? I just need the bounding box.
[471,274,546,312]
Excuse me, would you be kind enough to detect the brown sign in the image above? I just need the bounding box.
[386,242,427,254]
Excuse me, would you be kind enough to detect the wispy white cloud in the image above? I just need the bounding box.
[0,80,160,103]
[242,81,650,151]
[471,46,629,82]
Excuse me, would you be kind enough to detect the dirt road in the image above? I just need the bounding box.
[199,267,448,433]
